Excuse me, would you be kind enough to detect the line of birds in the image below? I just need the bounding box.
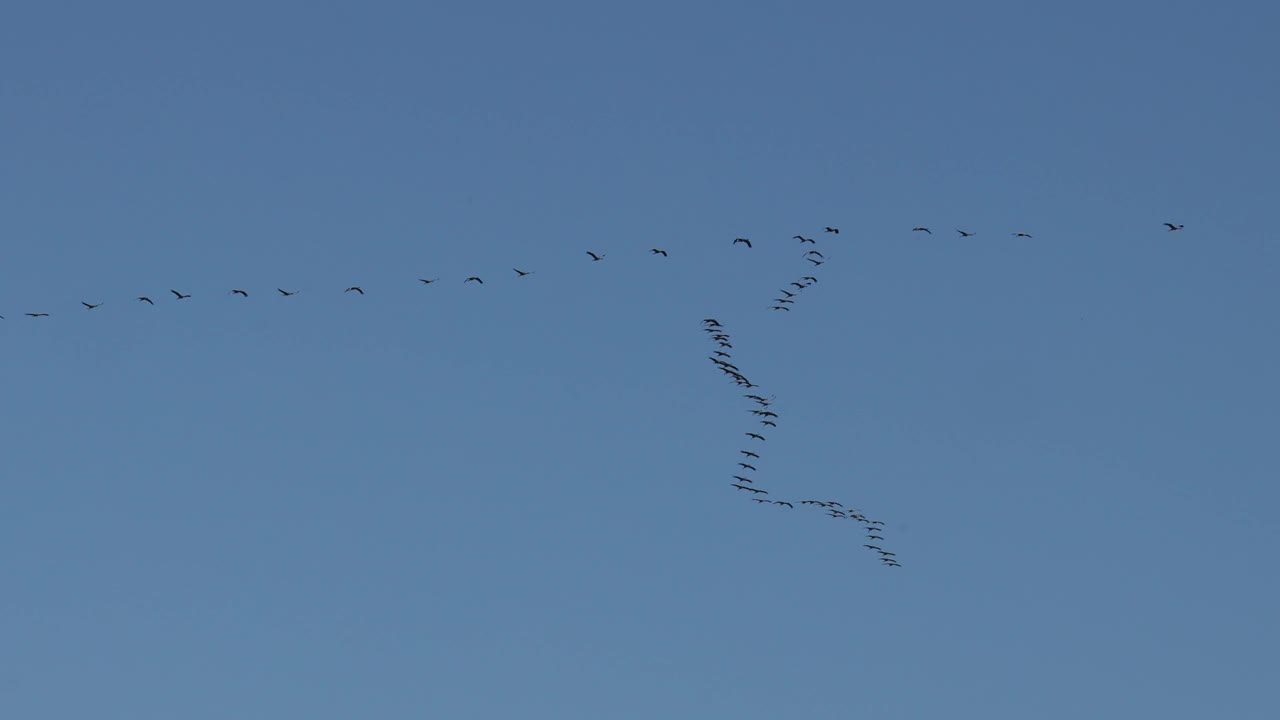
[1,223,1189,320]
[705,229,900,567]
[906,222,1183,237]
[703,317,900,568]
[0,242,790,318]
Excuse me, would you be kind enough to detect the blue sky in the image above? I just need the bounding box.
[2,1,1278,717]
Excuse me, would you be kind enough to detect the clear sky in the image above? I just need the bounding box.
[2,1,1277,718]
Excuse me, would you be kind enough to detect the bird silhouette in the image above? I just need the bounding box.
[824,227,839,234]
[137,296,154,305]
[745,432,765,441]
[806,257,825,266]
[740,450,760,459]
[878,551,896,556]
[805,251,825,258]
[229,290,249,297]
[957,230,975,237]
[82,301,102,309]
[760,420,777,427]
[868,534,885,540]
[751,498,771,503]
[732,475,754,484]
[586,251,606,261]
[864,545,882,550]
[514,268,532,277]
[801,276,817,283]
[738,463,757,471]
[912,227,931,234]
[277,288,299,296]
[773,298,794,304]
[418,278,439,284]
[771,306,791,311]
[1012,232,1033,238]
[773,501,794,508]
[26,312,50,317]
[1164,223,1184,231]
[714,351,732,358]
[733,238,752,248]
[170,290,191,299]
[796,236,816,244]
[703,319,722,326]
[779,290,797,298]
[464,277,483,284]
[790,282,806,289]
[650,248,668,256]
[345,286,365,294]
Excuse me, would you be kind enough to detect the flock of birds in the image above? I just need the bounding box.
[0,223,1188,320]
[4,222,1192,566]
[706,227,901,568]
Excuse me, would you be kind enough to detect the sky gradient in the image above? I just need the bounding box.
[2,1,1278,718]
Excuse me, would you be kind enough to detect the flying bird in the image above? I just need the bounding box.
[137,296,154,305]
[740,450,760,459]
[714,351,732,358]
[771,306,791,311]
[732,476,753,484]
[1164,223,1184,231]
[805,251,825,258]
[806,257,825,266]
[345,286,364,294]
[26,312,50,317]
[650,248,668,256]
[801,276,817,283]
[464,277,484,284]
[745,432,766,441]
[170,290,191,299]
[81,301,102,309]
[760,420,777,427]
[824,227,839,234]
[586,251,606,261]
[419,278,439,284]
[795,236,816,244]
[703,318,722,326]
[513,268,533,277]
[868,534,885,540]
[912,227,931,234]
[956,230,975,237]
[229,289,249,297]
[1012,232,1034,238]
[733,238,752,248]
[277,288,299,296]
[738,463,757,471]
[751,498,771,503]
[773,501,794,508]
[779,290,797,298]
